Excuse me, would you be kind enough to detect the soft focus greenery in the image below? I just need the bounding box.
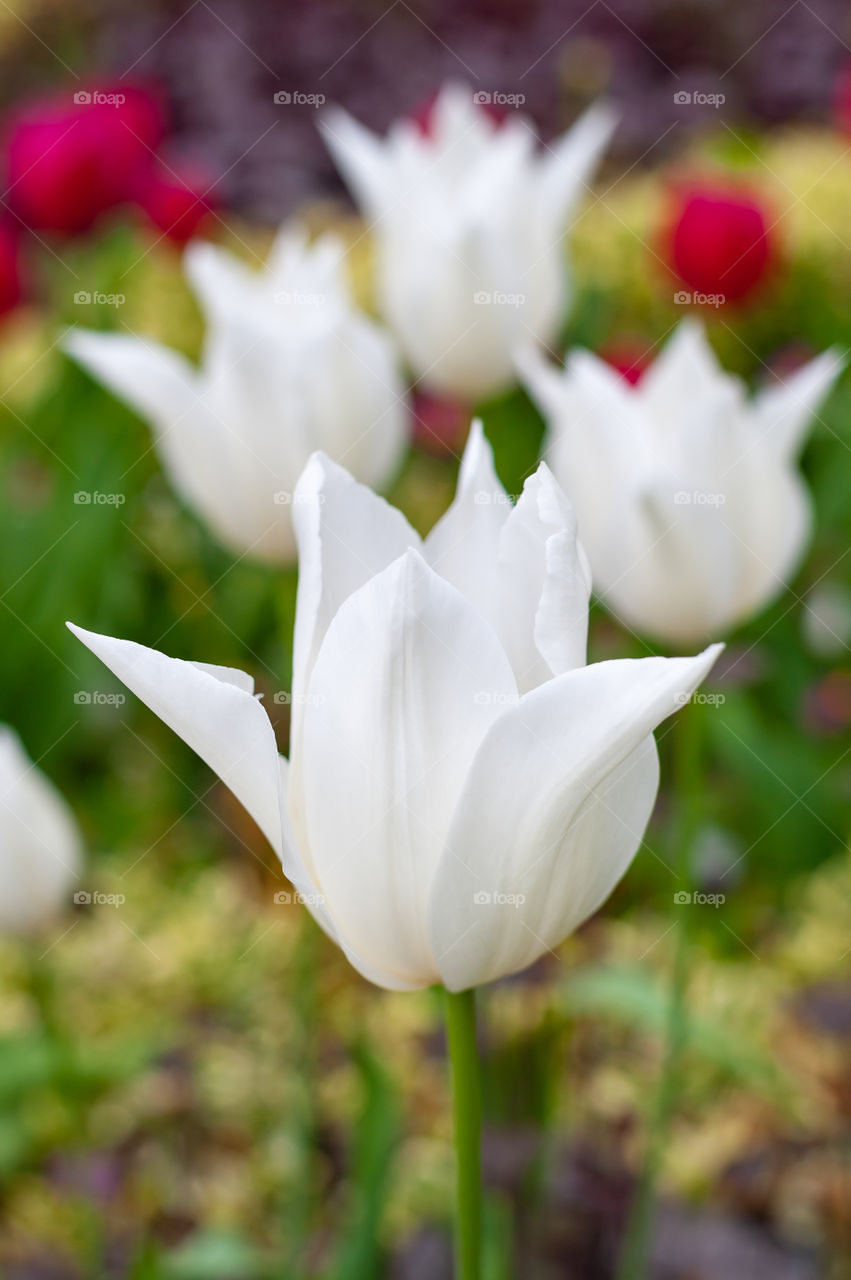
[0,127,849,1275]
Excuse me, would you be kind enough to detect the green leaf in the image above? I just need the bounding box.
[563,965,789,1100]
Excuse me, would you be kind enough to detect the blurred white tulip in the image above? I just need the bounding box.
[70,423,719,991]
[802,583,851,659]
[0,726,81,934]
[321,83,615,402]
[65,228,409,563]
[519,320,844,645]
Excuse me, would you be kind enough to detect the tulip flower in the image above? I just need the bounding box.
[0,726,81,934]
[69,423,720,991]
[0,224,23,316]
[518,320,843,645]
[65,228,409,563]
[4,84,166,235]
[664,182,774,304]
[321,82,615,401]
[139,164,216,245]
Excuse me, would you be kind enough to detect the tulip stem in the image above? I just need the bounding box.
[445,987,483,1280]
[617,697,705,1280]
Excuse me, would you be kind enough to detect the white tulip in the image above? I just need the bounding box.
[0,726,81,934]
[65,228,409,564]
[321,83,615,402]
[69,424,720,991]
[519,320,844,645]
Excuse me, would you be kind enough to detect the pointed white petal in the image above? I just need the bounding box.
[429,644,722,990]
[497,463,591,690]
[515,343,570,432]
[0,727,82,934]
[65,329,200,433]
[67,623,316,899]
[290,453,421,714]
[752,347,844,458]
[424,420,509,616]
[320,107,392,218]
[300,549,517,989]
[184,240,262,324]
[638,320,739,434]
[537,101,617,224]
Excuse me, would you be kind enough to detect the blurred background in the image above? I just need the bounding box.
[0,0,849,1277]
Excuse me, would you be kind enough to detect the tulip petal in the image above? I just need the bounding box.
[291,453,420,714]
[0,726,82,934]
[497,464,591,689]
[752,347,844,459]
[320,108,391,219]
[300,549,518,988]
[424,420,509,619]
[429,644,722,990]
[424,427,590,690]
[184,240,263,326]
[66,623,326,913]
[536,101,617,226]
[64,330,236,548]
[65,329,200,435]
[515,343,570,429]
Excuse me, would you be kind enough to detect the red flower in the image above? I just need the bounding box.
[833,64,851,136]
[599,337,651,385]
[664,183,775,304]
[138,165,215,245]
[0,224,23,315]
[4,83,166,236]
[410,88,508,137]
[411,390,471,455]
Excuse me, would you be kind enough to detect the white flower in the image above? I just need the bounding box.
[65,228,409,563]
[519,320,844,644]
[69,424,719,991]
[0,726,81,934]
[321,83,615,401]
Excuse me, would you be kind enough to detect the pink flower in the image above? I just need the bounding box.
[138,165,215,245]
[664,182,775,304]
[599,337,651,385]
[4,83,166,235]
[0,224,22,315]
[410,87,508,137]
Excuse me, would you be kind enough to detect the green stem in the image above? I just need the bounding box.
[445,987,483,1280]
[617,698,705,1280]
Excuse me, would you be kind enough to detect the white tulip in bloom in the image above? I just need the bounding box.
[65,228,408,563]
[321,83,615,401]
[70,424,720,991]
[519,320,844,645]
[0,726,81,934]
